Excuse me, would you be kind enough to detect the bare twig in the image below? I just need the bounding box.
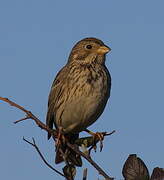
[23,137,65,177]
[105,131,116,136]
[0,97,114,180]
[67,142,114,180]
[0,97,56,137]
[14,116,30,123]
[83,168,88,180]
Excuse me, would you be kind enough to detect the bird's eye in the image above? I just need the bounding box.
[86,44,92,49]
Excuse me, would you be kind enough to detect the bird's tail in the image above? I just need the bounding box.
[55,133,82,167]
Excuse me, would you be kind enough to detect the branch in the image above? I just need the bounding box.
[0,97,114,180]
[67,142,114,180]
[23,137,65,177]
[0,97,56,137]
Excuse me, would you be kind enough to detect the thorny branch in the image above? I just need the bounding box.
[0,97,114,180]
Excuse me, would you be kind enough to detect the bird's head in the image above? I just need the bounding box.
[68,37,111,65]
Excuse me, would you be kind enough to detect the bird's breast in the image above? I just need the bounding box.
[68,64,108,98]
[56,64,110,133]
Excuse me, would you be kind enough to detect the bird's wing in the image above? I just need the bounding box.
[46,65,68,139]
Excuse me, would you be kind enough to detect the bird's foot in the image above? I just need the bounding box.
[94,132,105,152]
[85,129,106,152]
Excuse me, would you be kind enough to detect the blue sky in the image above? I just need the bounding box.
[0,0,164,179]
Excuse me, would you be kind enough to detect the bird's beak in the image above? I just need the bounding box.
[97,46,111,55]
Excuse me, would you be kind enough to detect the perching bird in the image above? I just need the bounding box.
[46,37,111,166]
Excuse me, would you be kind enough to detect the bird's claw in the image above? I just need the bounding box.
[94,132,105,152]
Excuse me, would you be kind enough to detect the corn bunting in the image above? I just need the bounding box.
[46,37,111,166]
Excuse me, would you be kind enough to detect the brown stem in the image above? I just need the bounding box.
[0,97,56,137]
[14,116,30,123]
[0,97,114,180]
[66,142,114,180]
[23,137,65,178]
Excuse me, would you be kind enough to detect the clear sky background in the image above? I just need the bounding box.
[0,0,164,179]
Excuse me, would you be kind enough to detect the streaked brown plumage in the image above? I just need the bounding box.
[46,37,111,166]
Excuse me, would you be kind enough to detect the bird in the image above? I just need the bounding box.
[46,37,111,166]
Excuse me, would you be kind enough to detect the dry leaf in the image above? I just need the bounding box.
[122,154,150,180]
